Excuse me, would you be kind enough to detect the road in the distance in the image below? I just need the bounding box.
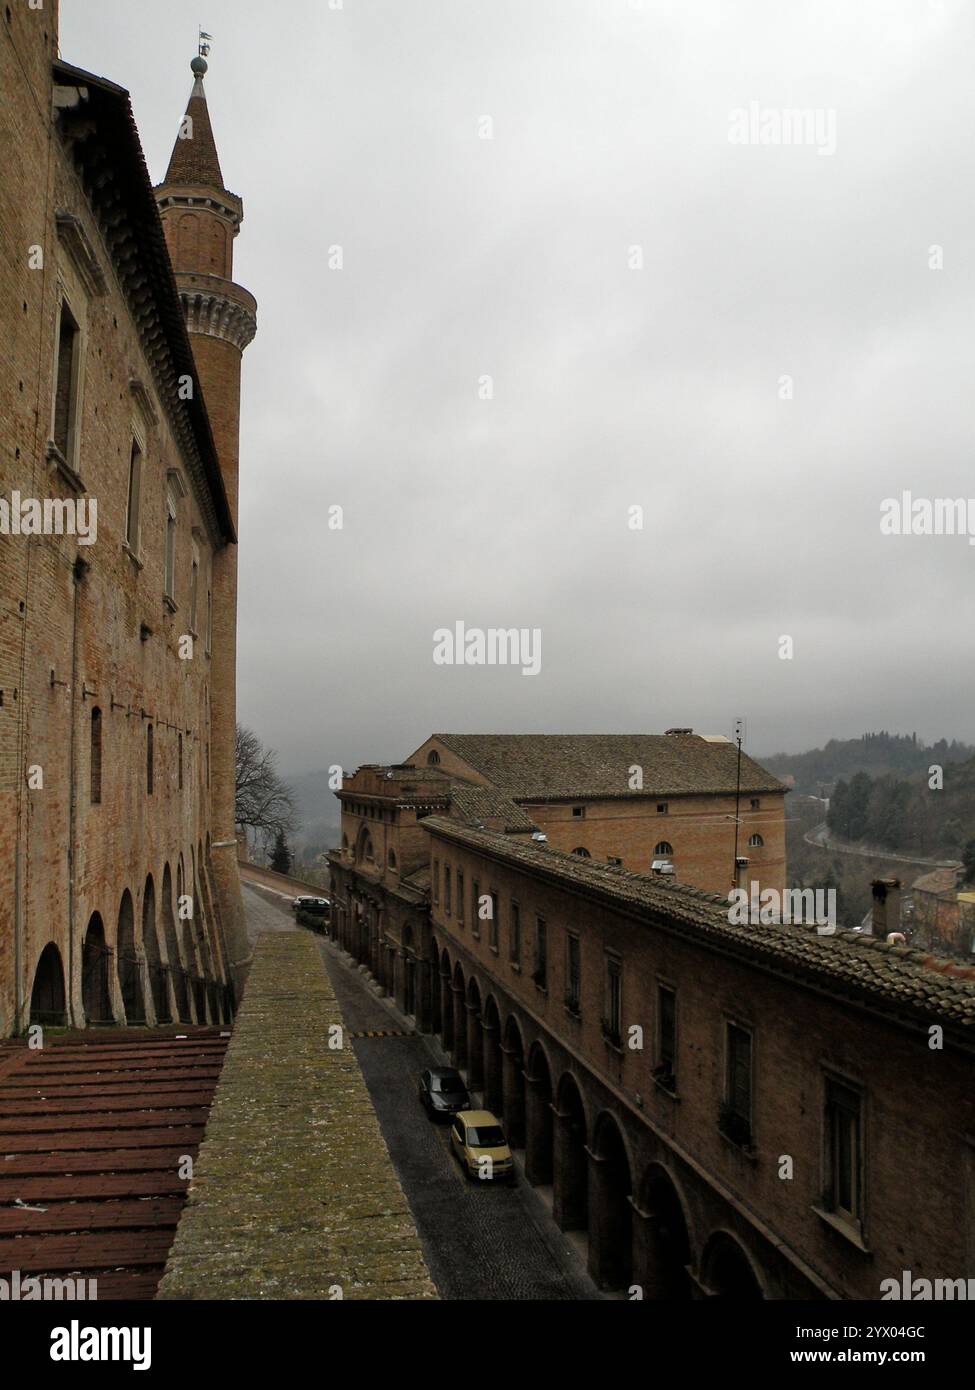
[241,883,598,1300]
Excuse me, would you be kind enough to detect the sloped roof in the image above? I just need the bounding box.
[433,733,786,800]
[163,75,225,188]
[448,783,540,834]
[420,817,975,1036]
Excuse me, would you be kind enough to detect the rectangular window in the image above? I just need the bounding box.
[534,917,547,988]
[90,707,102,805]
[146,724,154,795]
[750,798,760,810]
[471,879,480,937]
[433,859,440,905]
[52,298,81,465]
[190,552,199,633]
[657,802,668,814]
[489,892,499,952]
[206,582,213,655]
[125,438,143,553]
[657,985,677,1088]
[509,902,521,964]
[723,1023,753,1145]
[604,955,622,1043]
[825,1077,862,1223]
[165,494,178,602]
[572,805,585,819]
[457,870,465,924]
[566,934,581,1012]
[444,865,452,914]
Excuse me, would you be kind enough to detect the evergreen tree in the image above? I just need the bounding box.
[270,829,292,875]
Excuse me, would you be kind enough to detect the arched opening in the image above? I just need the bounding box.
[589,1111,633,1290]
[29,943,66,1027]
[429,936,442,1035]
[554,1072,588,1234]
[571,846,591,858]
[162,865,191,1023]
[525,1040,554,1187]
[117,890,145,1024]
[466,977,483,1090]
[439,950,453,1050]
[701,1232,764,1300]
[748,834,764,848]
[451,962,467,1069]
[355,826,375,865]
[183,920,206,1023]
[501,1015,526,1147]
[482,995,503,1112]
[142,875,170,1024]
[403,922,417,1017]
[427,749,440,766]
[81,914,113,1026]
[636,1165,692,1299]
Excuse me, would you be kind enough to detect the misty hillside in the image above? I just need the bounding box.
[288,767,343,861]
[761,731,974,796]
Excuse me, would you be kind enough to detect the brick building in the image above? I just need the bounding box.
[0,8,254,1034]
[913,868,975,959]
[329,736,974,1297]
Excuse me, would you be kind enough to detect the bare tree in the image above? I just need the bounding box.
[235,724,296,851]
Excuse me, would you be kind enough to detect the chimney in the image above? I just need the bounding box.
[871,878,902,939]
[735,856,750,892]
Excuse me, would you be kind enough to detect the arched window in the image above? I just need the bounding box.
[427,750,441,765]
[388,849,397,868]
[655,841,674,856]
[90,707,102,804]
[748,834,764,848]
[572,847,591,858]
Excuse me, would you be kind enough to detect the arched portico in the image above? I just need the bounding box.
[451,962,467,1069]
[466,977,483,1090]
[117,890,145,1024]
[525,1040,554,1186]
[633,1164,692,1299]
[482,995,503,1112]
[700,1231,765,1300]
[81,913,113,1026]
[553,1071,588,1233]
[501,1015,526,1147]
[29,943,67,1028]
[588,1111,634,1290]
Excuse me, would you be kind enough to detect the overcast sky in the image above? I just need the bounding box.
[61,0,975,776]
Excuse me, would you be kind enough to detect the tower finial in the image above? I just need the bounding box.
[192,27,213,77]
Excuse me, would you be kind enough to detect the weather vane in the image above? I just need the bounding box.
[199,28,213,60]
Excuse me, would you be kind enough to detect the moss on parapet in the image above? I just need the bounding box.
[156,930,437,1300]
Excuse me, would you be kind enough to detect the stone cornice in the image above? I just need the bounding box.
[177,274,257,352]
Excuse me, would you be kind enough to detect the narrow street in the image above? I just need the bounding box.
[241,883,600,1300]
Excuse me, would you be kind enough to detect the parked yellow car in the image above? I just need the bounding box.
[449,1110,515,1183]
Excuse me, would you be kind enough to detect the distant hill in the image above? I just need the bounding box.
[287,767,342,862]
[761,732,974,797]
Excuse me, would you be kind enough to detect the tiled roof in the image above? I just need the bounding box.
[421,817,975,1036]
[163,76,225,187]
[448,783,540,834]
[0,1028,229,1300]
[912,868,962,897]
[433,733,786,799]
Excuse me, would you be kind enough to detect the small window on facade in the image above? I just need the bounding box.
[657,802,668,814]
[125,439,143,553]
[604,955,622,1044]
[388,848,397,869]
[657,985,677,1089]
[748,833,764,848]
[572,846,591,858]
[444,866,452,914]
[572,805,585,818]
[534,917,547,988]
[510,902,521,964]
[190,549,200,633]
[825,1077,862,1225]
[655,841,674,856]
[206,582,213,655]
[722,1022,753,1146]
[750,798,760,810]
[90,707,102,805]
[471,879,480,935]
[427,749,440,765]
[146,724,154,795]
[52,298,81,465]
[607,855,623,867]
[457,869,464,923]
[566,934,581,1012]
[165,492,178,601]
[489,892,499,951]
[433,859,440,904]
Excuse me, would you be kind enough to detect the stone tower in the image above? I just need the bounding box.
[155,55,257,996]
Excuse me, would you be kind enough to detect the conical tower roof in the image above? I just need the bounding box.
[163,59,225,188]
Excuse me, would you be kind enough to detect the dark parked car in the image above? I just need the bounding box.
[418,1067,471,1120]
[292,896,330,919]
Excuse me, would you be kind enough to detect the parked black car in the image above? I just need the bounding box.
[292,896,330,919]
[418,1067,471,1120]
